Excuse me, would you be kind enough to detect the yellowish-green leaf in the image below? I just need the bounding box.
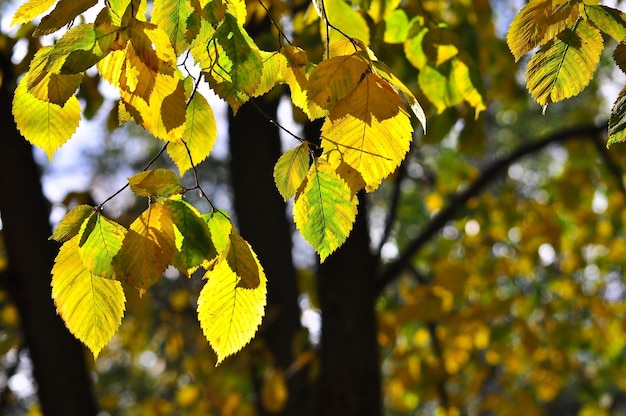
[404,26,428,70]
[78,212,126,279]
[197,254,267,364]
[526,20,603,108]
[307,53,370,110]
[383,9,410,44]
[584,4,626,42]
[321,72,413,191]
[418,61,464,114]
[252,51,288,97]
[152,0,193,56]
[282,46,328,120]
[13,74,81,161]
[128,169,185,197]
[452,56,487,117]
[113,202,176,289]
[34,0,98,36]
[423,27,460,66]
[50,204,94,242]
[60,13,120,73]
[274,142,310,201]
[293,159,358,261]
[167,90,217,175]
[226,230,260,289]
[51,236,126,358]
[321,0,370,46]
[203,210,232,254]
[506,0,580,61]
[608,85,626,146]
[25,46,83,105]
[165,197,218,274]
[11,0,57,26]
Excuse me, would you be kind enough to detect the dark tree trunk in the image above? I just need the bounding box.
[0,50,98,414]
[316,193,382,416]
[229,98,312,415]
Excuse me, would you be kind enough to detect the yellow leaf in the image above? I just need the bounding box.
[307,53,370,110]
[198,252,267,364]
[261,369,288,413]
[11,0,57,26]
[321,0,370,46]
[282,46,328,120]
[507,0,580,61]
[273,142,310,201]
[321,73,413,191]
[50,204,94,242]
[51,236,126,358]
[113,202,176,289]
[12,74,81,161]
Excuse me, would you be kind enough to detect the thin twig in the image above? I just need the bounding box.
[256,0,293,47]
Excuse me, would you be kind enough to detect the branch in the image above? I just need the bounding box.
[375,122,608,295]
[374,160,407,263]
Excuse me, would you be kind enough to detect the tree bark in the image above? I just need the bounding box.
[316,193,382,416]
[0,50,98,414]
[229,98,312,415]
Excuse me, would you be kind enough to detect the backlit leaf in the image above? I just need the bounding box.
[383,9,411,44]
[78,212,126,279]
[203,210,233,254]
[152,0,194,55]
[51,236,125,358]
[13,74,81,161]
[11,0,57,26]
[584,5,626,42]
[165,197,218,274]
[452,56,487,117]
[418,61,464,114]
[282,46,328,120]
[307,53,370,110]
[225,230,260,289]
[322,0,370,45]
[608,85,626,146]
[526,20,603,108]
[507,0,580,61]
[167,90,217,175]
[321,72,413,191]
[50,204,94,242]
[293,159,358,261]
[197,254,267,364]
[128,169,185,197]
[113,202,176,289]
[274,142,310,201]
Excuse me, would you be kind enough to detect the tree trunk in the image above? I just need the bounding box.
[229,98,312,415]
[316,193,382,416]
[0,51,98,414]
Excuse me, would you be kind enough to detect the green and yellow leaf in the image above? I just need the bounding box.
[321,72,413,191]
[307,53,370,110]
[78,212,127,280]
[225,230,260,289]
[608,85,626,146]
[293,159,358,261]
[128,168,185,197]
[11,0,57,26]
[418,61,464,114]
[152,0,194,56]
[51,236,126,358]
[321,0,370,46]
[197,252,267,364]
[526,20,603,108]
[274,142,310,201]
[584,4,626,42]
[50,204,94,243]
[13,74,81,161]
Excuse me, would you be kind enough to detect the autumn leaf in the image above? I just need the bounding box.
[50,204,94,243]
[77,212,127,280]
[274,142,310,201]
[128,169,185,197]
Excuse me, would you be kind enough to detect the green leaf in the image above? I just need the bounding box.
[77,212,127,280]
[293,159,358,262]
[128,169,185,197]
[404,25,428,70]
[164,197,218,274]
[34,0,98,36]
[273,142,310,201]
[225,230,260,289]
[51,236,126,358]
[203,210,233,254]
[418,61,464,114]
[608,85,626,146]
[383,9,411,44]
[113,202,176,289]
[167,90,217,175]
[506,0,580,61]
[50,204,94,242]
[152,0,194,55]
[584,5,626,42]
[198,254,266,364]
[12,73,81,161]
[526,20,603,109]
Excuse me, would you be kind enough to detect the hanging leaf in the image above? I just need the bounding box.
[34,0,98,36]
[418,61,464,114]
[307,53,370,110]
[274,142,310,201]
[167,90,217,175]
[164,197,218,274]
[113,202,176,289]
[281,46,328,120]
[321,0,370,45]
[203,210,233,254]
[128,169,185,197]
[321,72,413,191]
[50,204,94,242]
[507,0,580,62]
[293,159,358,261]
[225,230,260,289]
[584,4,626,43]
[197,254,267,364]
[51,236,126,358]
[526,20,603,108]
[452,55,487,117]
[152,0,194,55]
[77,212,127,280]
[13,74,81,161]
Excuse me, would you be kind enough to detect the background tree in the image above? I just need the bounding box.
[2,0,626,416]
